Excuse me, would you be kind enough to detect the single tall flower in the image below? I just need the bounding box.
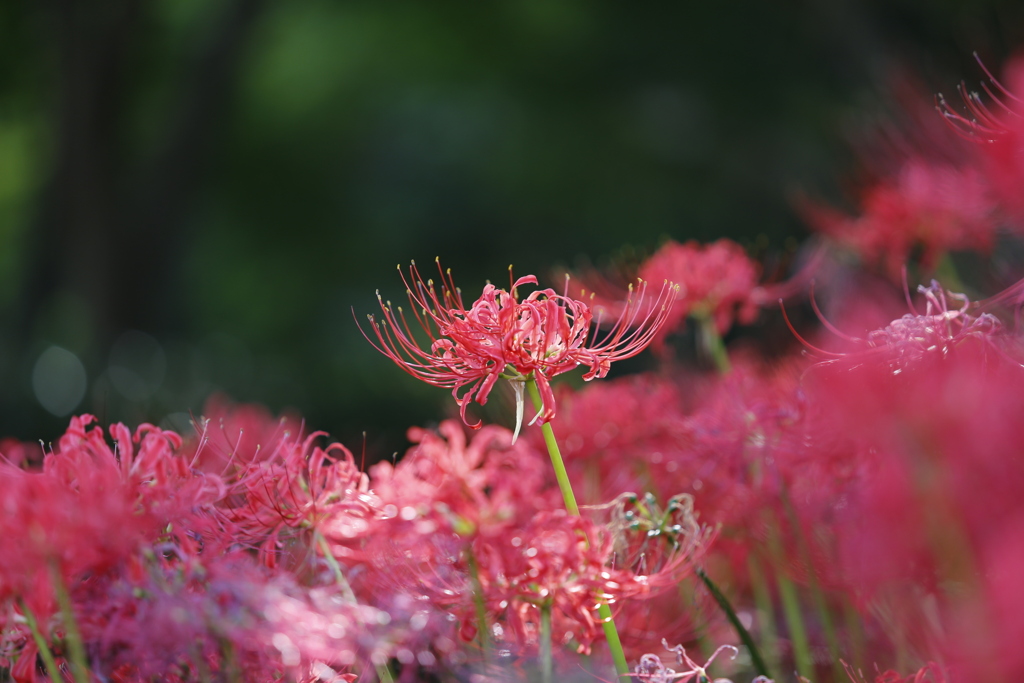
[358,259,676,438]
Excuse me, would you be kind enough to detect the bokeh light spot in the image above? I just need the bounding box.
[32,345,87,416]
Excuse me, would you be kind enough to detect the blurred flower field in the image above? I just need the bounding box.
[3,45,1024,683]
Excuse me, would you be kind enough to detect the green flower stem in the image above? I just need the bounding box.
[775,570,813,678]
[540,601,553,683]
[696,312,731,374]
[19,599,64,683]
[747,554,779,673]
[376,663,395,683]
[595,602,629,680]
[465,546,491,656]
[220,637,242,683]
[780,495,841,681]
[51,567,89,683]
[525,379,579,516]
[764,529,813,679]
[315,531,357,604]
[194,642,214,683]
[934,252,965,294]
[696,567,771,679]
[843,598,866,673]
[525,378,629,680]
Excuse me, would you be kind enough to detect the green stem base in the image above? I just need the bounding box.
[526,378,629,680]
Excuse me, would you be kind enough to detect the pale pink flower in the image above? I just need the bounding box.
[359,260,676,433]
[632,640,740,683]
[785,279,1009,372]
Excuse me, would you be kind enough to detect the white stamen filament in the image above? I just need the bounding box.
[511,379,525,444]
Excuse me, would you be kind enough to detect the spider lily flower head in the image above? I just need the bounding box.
[571,240,766,354]
[783,279,1009,372]
[359,259,677,437]
[865,281,1001,362]
[798,64,1004,279]
[639,239,762,336]
[937,53,1024,221]
[801,161,996,279]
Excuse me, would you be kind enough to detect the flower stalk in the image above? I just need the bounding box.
[464,546,491,656]
[526,378,580,517]
[19,599,64,683]
[52,565,89,683]
[696,311,732,374]
[765,530,812,678]
[526,377,629,680]
[540,601,553,683]
[315,530,357,604]
[696,567,772,679]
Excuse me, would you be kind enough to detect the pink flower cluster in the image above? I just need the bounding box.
[0,408,403,682]
[542,275,1024,682]
[7,51,1024,683]
[355,421,708,662]
[0,398,707,681]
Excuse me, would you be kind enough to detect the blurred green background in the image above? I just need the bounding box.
[1,0,1021,457]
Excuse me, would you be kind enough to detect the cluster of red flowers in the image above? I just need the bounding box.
[0,399,707,681]
[802,54,1024,280]
[5,53,1024,683]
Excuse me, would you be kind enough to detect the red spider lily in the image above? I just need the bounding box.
[71,546,382,682]
[217,428,376,571]
[190,393,305,472]
[0,407,478,682]
[767,289,1024,678]
[367,420,556,532]
[782,279,1013,372]
[535,361,813,537]
[353,420,707,659]
[358,259,677,432]
[802,161,996,278]
[568,239,814,358]
[938,54,1024,221]
[570,240,765,353]
[799,65,1007,279]
[0,416,187,620]
[638,239,763,338]
[355,420,562,644]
